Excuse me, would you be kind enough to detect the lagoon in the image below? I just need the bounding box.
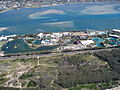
[1,39,58,53]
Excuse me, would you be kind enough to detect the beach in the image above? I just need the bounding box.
[0,27,7,31]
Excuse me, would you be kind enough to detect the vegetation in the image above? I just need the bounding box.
[95,49,120,73]
[0,73,7,77]
[69,81,119,90]
[27,80,36,87]
[0,78,9,84]
[20,73,33,79]
[0,48,120,90]
[55,53,120,88]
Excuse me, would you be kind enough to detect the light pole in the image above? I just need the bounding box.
[37,56,40,66]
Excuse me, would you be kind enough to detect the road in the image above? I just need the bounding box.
[0,48,119,61]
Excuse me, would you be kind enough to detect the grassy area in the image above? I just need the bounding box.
[0,73,7,77]
[20,73,33,80]
[27,80,37,87]
[69,84,97,90]
[0,78,9,84]
[69,81,119,90]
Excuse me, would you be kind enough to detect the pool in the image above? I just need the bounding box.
[92,38,104,43]
[95,43,104,47]
[106,38,118,45]
[92,38,105,47]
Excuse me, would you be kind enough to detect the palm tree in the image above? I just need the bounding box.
[103,39,110,47]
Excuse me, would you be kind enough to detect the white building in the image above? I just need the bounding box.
[112,29,120,33]
[52,33,63,38]
[80,40,94,46]
[0,34,16,41]
[38,33,44,38]
[62,32,71,36]
[41,40,53,46]
[0,51,4,56]
[0,36,7,41]
[109,34,120,38]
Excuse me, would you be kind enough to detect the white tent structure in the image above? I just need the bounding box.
[80,40,94,46]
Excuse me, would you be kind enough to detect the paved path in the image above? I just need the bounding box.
[0,48,119,61]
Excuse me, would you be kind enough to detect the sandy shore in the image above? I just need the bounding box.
[0,8,12,14]
[0,27,7,31]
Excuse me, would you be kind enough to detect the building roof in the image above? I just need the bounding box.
[38,33,44,37]
[72,32,87,36]
[109,34,120,38]
[112,29,120,33]
[80,40,94,46]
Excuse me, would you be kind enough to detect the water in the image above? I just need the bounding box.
[92,37,105,47]
[1,39,32,53]
[106,38,118,45]
[92,38,104,43]
[1,39,58,53]
[0,3,120,36]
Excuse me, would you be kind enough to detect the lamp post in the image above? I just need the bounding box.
[37,56,40,66]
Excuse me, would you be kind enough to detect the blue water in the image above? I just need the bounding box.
[106,38,118,45]
[0,3,120,35]
[92,38,104,43]
[92,37,105,47]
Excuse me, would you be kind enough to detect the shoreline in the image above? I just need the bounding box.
[0,8,13,13]
[0,2,120,14]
